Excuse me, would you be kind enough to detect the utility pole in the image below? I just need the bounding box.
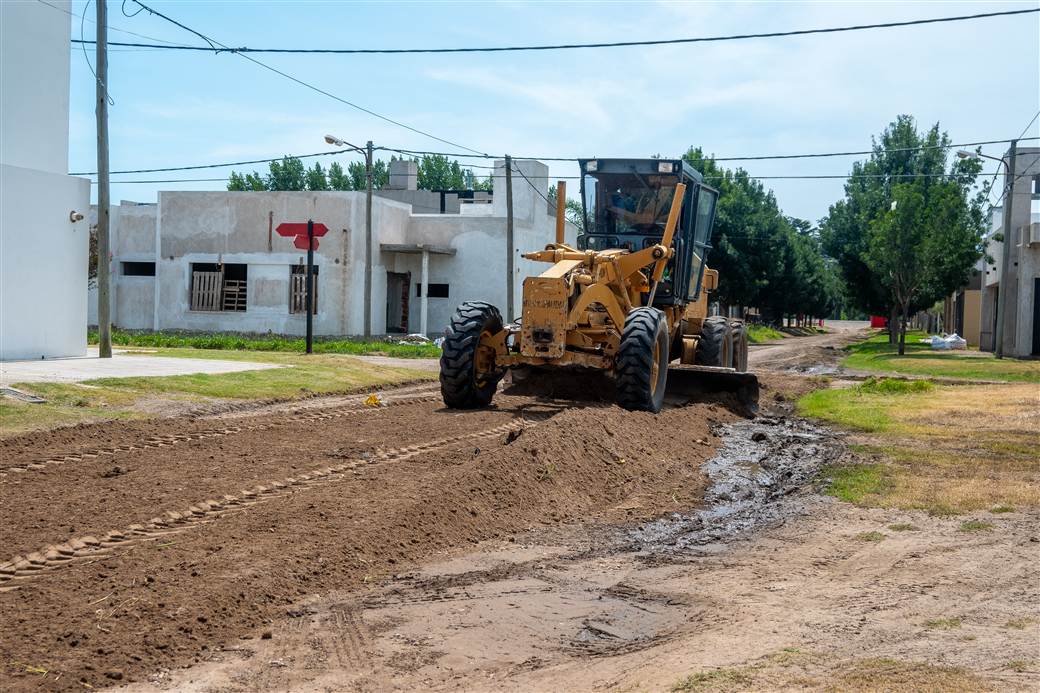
[305,219,314,354]
[505,155,514,322]
[364,140,374,338]
[994,140,1018,359]
[96,0,112,358]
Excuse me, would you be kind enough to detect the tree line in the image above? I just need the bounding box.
[681,147,843,326]
[227,154,493,192]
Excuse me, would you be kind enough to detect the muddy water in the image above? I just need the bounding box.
[630,415,845,551]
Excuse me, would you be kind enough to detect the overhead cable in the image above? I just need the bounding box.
[69,7,1039,54]
[124,0,489,156]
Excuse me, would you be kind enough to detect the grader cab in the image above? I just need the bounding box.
[440,158,756,413]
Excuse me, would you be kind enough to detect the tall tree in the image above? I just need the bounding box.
[819,115,987,349]
[328,162,351,191]
[305,162,329,191]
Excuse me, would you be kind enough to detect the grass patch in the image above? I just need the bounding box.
[958,520,994,532]
[746,324,785,344]
[88,328,441,358]
[0,350,434,438]
[821,464,892,504]
[801,380,1039,514]
[1005,617,1036,630]
[888,523,919,532]
[990,504,1016,514]
[924,617,962,630]
[842,330,1040,382]
[1006,660,1031,673]
[855,531,886,542]
[828,657,986,692]
[672,668,754,691]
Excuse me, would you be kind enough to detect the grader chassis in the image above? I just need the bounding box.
[440,158,756,413]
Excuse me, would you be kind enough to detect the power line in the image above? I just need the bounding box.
[35,0,192,46]
[68,7,1039,54]
[124,0,489,156]
[97,170,1004,185]
[75,137,1037,176]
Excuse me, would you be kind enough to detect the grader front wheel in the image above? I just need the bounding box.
[440,302,503,409]
[615,307,669,413]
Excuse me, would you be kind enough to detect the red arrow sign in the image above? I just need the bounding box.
[276,222,328,238]
[294,235,319,250]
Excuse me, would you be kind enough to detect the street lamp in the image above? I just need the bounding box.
[959,145,1017,358]
[326,133,375,338]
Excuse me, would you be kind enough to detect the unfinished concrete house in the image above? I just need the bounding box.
[90,159,577,337]
[979,146,1040,357]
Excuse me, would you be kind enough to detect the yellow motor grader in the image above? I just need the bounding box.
[440,158,756,413]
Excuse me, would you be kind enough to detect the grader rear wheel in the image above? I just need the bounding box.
[440,301,503,409]
[730,321,749,372]
[695,316,733,368]
[615,307,669,413]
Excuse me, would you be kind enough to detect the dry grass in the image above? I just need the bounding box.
[672,652,991,692]
[825,657,988,692]
[811,383,1040,514]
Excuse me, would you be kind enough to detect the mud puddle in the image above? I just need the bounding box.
[630,414,845,551]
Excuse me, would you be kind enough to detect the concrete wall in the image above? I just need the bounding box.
[0,1,71,175]
[0,1,91,360]
[1,166,91,359]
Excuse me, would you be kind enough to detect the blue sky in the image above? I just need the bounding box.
[63,0,1040,222]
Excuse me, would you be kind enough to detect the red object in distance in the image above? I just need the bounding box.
[276,222,328,238]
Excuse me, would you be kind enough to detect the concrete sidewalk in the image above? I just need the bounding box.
[0,348,282,386]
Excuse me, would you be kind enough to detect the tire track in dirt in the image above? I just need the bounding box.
[0,420,526,589]
[0,392,443,476]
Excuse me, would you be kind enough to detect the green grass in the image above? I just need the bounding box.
[0,350,434,438]
[797,377,933,433]
[856,531,886,542]
[888,523,919,532]
[990,504,1016,514]
[842,330,1040,382]
[88,328,441,358]
[747,324,785,344]
[820,464,892,503]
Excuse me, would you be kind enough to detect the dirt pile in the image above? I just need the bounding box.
[0,395,738,692]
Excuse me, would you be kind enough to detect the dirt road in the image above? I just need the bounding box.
[2,325,1036,692]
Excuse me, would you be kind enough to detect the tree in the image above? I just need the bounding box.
[227,170,265,191]
[819,115,987,349]
[417,154,466,190]
[305,162,329,191]
[328,162,351,191]
[266,156,307,190]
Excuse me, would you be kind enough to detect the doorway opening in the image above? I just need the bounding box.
[386,271,410,333]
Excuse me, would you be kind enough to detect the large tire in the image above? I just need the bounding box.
[440,301,503,409]
[615,307,669,413]
[696,316,732,368]
[730,320,749,372]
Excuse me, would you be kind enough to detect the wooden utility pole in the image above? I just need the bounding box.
[994,140,1018,359]
[305,219,314,354]
[364,141,374,338]
[505,155,514,322]
[96,0,112,358]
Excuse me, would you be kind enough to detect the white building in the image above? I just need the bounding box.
[92,160,577,337]
[1,0,91,360]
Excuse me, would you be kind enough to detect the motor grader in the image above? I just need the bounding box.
[440,157,756,413]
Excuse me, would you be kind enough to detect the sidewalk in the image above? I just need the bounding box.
[0,347,282,386]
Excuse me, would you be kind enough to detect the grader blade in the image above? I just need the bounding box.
[665,366,760,414]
